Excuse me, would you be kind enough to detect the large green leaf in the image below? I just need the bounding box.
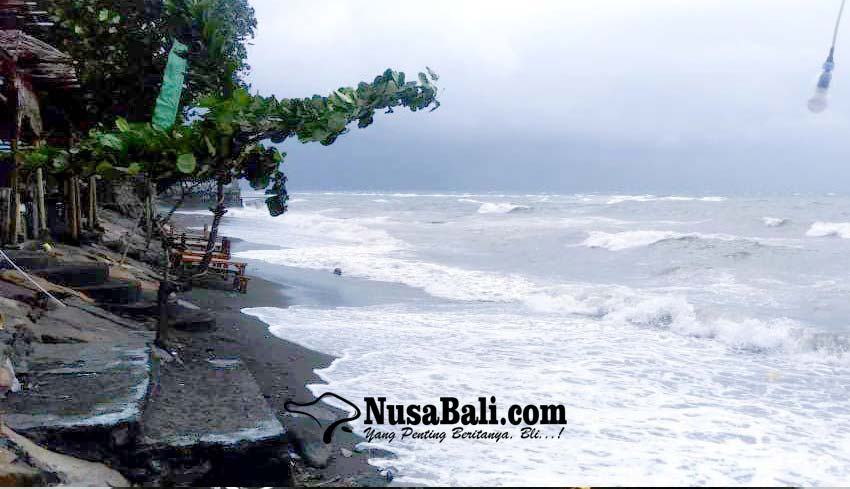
[176,153,197,173]
[115,117,130,133]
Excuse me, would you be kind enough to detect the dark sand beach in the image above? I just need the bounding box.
[167,221,390,485]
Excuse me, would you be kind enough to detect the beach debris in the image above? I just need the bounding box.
[152,345,175,364]
[333,268,343,276]
[206,358,242,370]
[176,299,201,310]
[0,358,21,395]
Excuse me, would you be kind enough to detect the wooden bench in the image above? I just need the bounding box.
[169,233,231,255]
[172,251,249,293]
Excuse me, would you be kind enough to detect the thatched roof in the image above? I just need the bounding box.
[0,30,77,87]
[0,0,45,29]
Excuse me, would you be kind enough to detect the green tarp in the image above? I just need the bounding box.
[152,40,189,131]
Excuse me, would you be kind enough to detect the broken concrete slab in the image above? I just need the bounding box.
[0,270,93,305]
[168,305,215,331]
[0,250,58,271]
[0,329,153,471]
[76,278,142,305]
[26,299,152,344]
[1,424,129,486]
[31,262,110,288]
[136,355,288,485]
[2,340,152,432]
[141,356,283,447]
[0,280,41,306]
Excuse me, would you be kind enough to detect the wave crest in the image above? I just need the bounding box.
[807,222,850,239]
[762,217,789,227]
[476,202,532,214]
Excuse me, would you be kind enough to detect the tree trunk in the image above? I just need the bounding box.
[155,236,171,348]
[196,177,227,274]
[161,181,200,226]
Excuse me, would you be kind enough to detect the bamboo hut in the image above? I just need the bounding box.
[0,3,80,245]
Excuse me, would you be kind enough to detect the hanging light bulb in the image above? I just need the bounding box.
[809,0,846,113]
[808,50,834,113]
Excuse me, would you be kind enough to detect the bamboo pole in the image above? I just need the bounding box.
[13,190,22,241]
[68,176,79,241]
[35,168,47,237]
[88,176,98,230]
[0,188,11,245]
[144,186,152,245]
[9,140,20,246]
[74,176,83,237]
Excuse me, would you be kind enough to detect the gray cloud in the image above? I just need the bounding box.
[246,0,850,194]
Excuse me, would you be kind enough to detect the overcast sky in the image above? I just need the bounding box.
[246,0,850,194]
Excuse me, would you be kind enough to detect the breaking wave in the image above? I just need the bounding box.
[477,202,532,214]
[807,222,850,239]
[457,198,532,214]
[580,230,750,251]
[762,217,789,227]
[606,195,727,205]
[524,284,849,358]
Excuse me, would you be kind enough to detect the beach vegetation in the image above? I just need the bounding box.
[18,0,439,278]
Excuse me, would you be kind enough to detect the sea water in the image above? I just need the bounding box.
[183,192,850,486]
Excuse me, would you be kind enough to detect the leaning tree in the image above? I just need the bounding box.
[20,0,440,344]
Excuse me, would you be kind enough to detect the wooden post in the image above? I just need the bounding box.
[9,140,21,245]
[74,177,83,237]
[0,188,11,245]
[144,181,153,246]
[35,168,47,237]
[13,189,22,242]
[29,200,38,238]
[88,176,98,230]
[67,176,79,241]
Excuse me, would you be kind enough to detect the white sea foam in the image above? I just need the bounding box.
[582,230,685,250]
[762,217,788,227]
[237,246,536,302]
[225,193,850,486]
[606,195,727,205]
[806,221,850,238]
[580,230,747,251]
[244,302,850,486]
[476,202,531,214]
[237,236,846,359]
